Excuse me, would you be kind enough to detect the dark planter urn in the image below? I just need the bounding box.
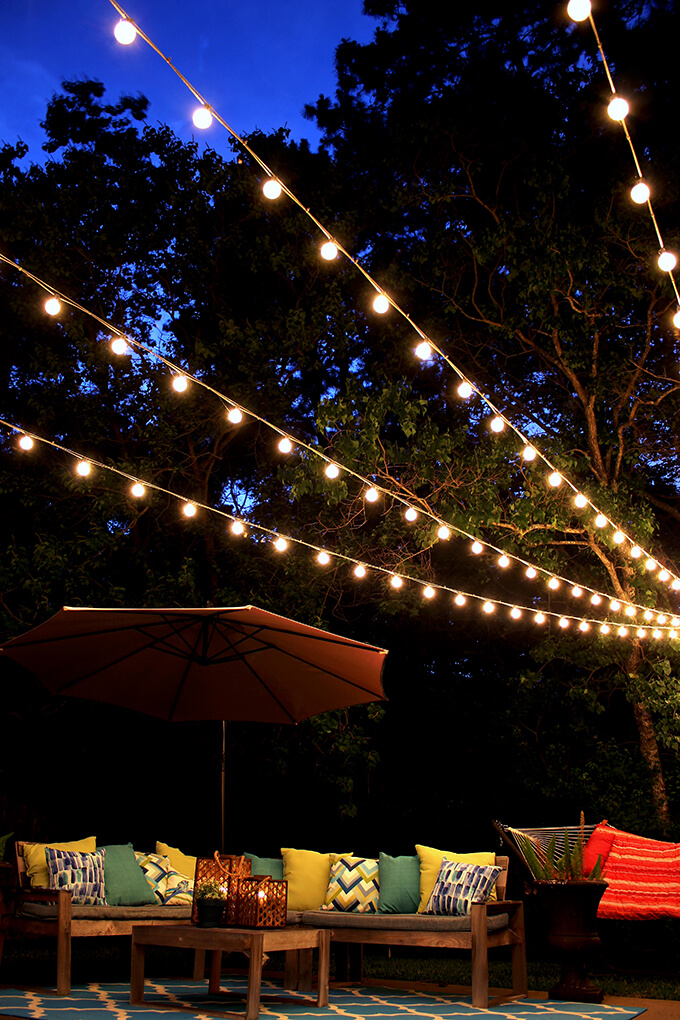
[534,880,608,1004]
[196,898,225,928]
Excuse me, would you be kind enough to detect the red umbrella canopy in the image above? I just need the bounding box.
[0,606,388,724]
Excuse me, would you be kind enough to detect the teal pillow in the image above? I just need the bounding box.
[378,853,420,914]
[244,853,284,880]
[102,844,157,906]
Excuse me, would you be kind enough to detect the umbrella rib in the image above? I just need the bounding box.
[166,618,216,721]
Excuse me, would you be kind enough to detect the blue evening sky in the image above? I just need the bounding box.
[0,0,376,161]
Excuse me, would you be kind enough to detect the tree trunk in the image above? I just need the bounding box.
[631,699,670,832]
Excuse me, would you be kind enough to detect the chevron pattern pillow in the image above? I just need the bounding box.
[323,855,379,912]
[425,859,501,916]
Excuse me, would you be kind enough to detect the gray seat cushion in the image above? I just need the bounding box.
[300,910,509,931]
[20,902,192,920]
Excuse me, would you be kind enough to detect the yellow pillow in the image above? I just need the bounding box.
[281,848,351,911]
[415,844,497,912]
[156,841,197,880]
[24,837,97,888]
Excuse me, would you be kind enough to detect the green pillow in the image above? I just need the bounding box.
[244,853,284,880]
[101,844,157,906]
[378,853,420,914]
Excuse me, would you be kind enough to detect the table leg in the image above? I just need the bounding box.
[130,937,146,1004]
[316,930,330,1008]
[298,948,312,992]
[245,933,264,1020]
[208,950,223,994]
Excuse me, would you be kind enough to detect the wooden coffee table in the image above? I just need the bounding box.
[130,924,330,1020]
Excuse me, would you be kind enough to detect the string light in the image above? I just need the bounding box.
[646,558,657,571]
[574,493,588,508]
[192,106,213,130]
[182,503,197,518]
[625,605,637,617]
[423,585,435,599]
[610,600,621,611]
[227,408,243,424]
[591,593,601,605]
[613,531,625,544]
[230,521,245,535]
[600,624,610,635]
[548,577,560,590]
[490,416,505,433]
[278,437,293,454]
[172,376,188,393]
[653,628,662,639]
[579,620,590,631]
[548,472,562,487]
[567,0,591,21]
[365,487,379,503]
[415,342,432,360]
[114,18,137,44]
[317,551,331,565]
[630,545,642,558]
[76,461,91,477]
[498,555,510,568]
[390,575,403,589]
[471,541,483,554]
[526,567,537,579]
[404,507,418,522]
[437,525,451,540]
[325,463,340,479]
[354,565,366,578]
[523,446,537,461]
[44,296,61,316]
[457,382,473,399]
[274,537,288,552]
[18,435,34,451]
[483,601,495,614]
[659,570,670,582]
[607,96,629,121]
[571,586,582,597]
[535,613,546,624]
[111,336,128,355]
[511,607,522,619]
[262,179,282,200]
[130,482,145,498]
[320,241,338,261]
[618,626,628,637]
[631,180,650,204]
[373,294,390,314]
[658,250,677,273]
[674,310,680,328]
[595,514,608,528]
[454,593,466,606]
[559,617,569,629]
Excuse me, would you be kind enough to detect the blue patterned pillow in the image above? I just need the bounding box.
[424,859,501,916]
[46,847,106,905]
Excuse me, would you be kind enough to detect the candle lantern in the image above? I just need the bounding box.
[236,876,288,927]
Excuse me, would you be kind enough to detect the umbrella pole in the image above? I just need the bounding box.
[221,720,226,854]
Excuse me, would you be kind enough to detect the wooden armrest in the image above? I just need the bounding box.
[483,899,523,914]
[18,887,72,905]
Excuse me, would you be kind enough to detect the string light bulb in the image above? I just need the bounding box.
[535,612,546,625]
[630,545,642,558]
[76,461,91,477]
[613,531,625,544]
[595,514,608,528]
[559,617,570,629]
[274,537,288,552]
[657,614,667,625]
[673,309,680,329]
[574,493,588,508]
[415,341,432,360]
[111,336,127,355]
[18,435,33,450]
[673,579,680,591]
[192,106,213,129]
[646,558,657,571]
[44,296,61,316]
[653,629,662,639]
[226,408,243,425]
[454,593,466,606]
[130,482,145,498]
[498,555,510,568]
[390,575,403,589]
[471,541,483,554]
[320,241,338,261]
[325,463,340,479]
[423,585,435,599]
[490,416,505,433]
[637,628,646,639]
[548,577,560,590]
[457,381,473,399]
[526,567,537,579]
[437,525,451,540]
[618,626,628,637]
[567,0,591,21]
[548,471,562,487]
[610,600,621,611]
[658,250,677,273]
[631,180,650,204]
[172,375,188,393]
[354,565,366,578]
[365,487,379,503]
[483,601,495,614]
[644,610,654,622]
[608,96,629,121]
[579,621,590,632]
[625,605,637,617]
[591,593,602,605]
[182,503,197,518]
[600,624,610,635]
[278,437,293,453]
[373,294,389,314]
[659,569,670,582]
[230,521,245,535]
[114,19,137,44]
[571,586,582,597]
[263,179,282,200]
[404,507,418,522]
[523,446,537,461]
[511,607,522,619]
[317,551,331,565]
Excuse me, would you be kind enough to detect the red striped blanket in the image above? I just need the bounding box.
[583,820,680,919]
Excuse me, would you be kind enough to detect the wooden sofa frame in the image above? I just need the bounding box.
[1,841,204,995]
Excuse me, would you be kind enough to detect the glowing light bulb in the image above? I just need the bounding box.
[631,180,650,204]
[423,586,436,599]
[658,250,677,273]
[600,624,610,635]
[497,554,510,569]
[325,463,340,479]
[274,537,288,552]
[613,531,625,544]
[227,408,243,424]
[630,545,641,558]
[404,507,418,522]
[231,521,245,535]
[674,309,680,329]
[595,514,607,528]
[415,341,432,360]
[130,482,145,498]
[548,577,560,590]
[111,336,127,355]
[373,294,389,314]
[644,610,654,622]
[548,472,562,487]
[437,525,451,540]
[263,179,282,200]
[526,566,537,579]
[44,296,61,316]
[608,96,629,121]
[320,241,338,261]
[610,600,621,611]
[192,106,213,129]
[76,461,91,477]
[535,612,546,625]
[657,614,668,625]
[483,601,495,614]
[572,586,582,598]
[490,416,505,433]
[591,594,601,605]
[317,551,331,565]
[173,376,188,392]
[114,19,137,44]
[653,629,662,639]
[574,493,587,508]
[454,593,466,606]
[559,617,569,629]
[671,630,679,640]
[365,487,379,503]
[18,435,33,450]
[511,607,522,620]
[673,618,680,628]
[390,575,403,589]
[646,558,657,571]
[637,628,646,639]
[278,437,293,454]
[457,381,473,399]
[579,621,590,632]
[618,626,628,637]
[471,541,483,555]
[182,503,196,518]
[354,565,366,578]
[523,446,537,462]
[659,570,670,582]
[673,579,680,591]
[625,605,636,617]
[567,0,591,21]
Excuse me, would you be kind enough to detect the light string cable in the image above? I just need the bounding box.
[4,416,678,641]
[568,0,680,312]
[105,0,680,600]
[1,248,670,617]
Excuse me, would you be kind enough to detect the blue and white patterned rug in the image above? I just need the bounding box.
[0,979,646,1019]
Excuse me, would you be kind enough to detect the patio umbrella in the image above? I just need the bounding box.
[1,605,388,847]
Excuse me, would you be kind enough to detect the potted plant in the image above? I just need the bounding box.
[195,877,227,928]
[517,814,607,1004]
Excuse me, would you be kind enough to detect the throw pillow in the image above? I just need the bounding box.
[24,837,97,889]
[245,853,284,880]
[415,844,497,912]
[156,841,197,881]
[281,848,351,911]
[135,851,193,904]
[101,844,157,906]
[378,853,421,914]
[425,859,502,916]
[46,847,106,905]
[323,856,379,913]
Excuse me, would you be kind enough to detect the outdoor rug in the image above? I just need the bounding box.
[0,979,646,1020]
